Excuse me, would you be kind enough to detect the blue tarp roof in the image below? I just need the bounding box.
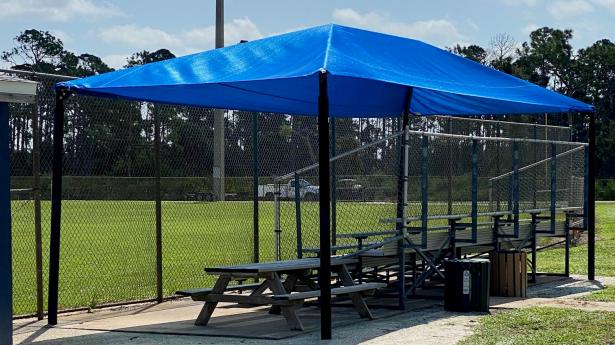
[58,24,593,117]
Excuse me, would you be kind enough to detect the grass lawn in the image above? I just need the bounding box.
[579,285,615,302]
[11,199,395,315]
[11,200,615,316]
[537,202,615,277]
[459,307,615,345]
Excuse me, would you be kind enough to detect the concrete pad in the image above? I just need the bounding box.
[14,306,484,345]
[15,297,439,342]
[13,275,615,345]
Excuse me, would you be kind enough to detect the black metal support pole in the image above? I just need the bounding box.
[512,141,520,237]
[154,106,163,303]
[447,119,453,215]
[533,123,538,209]
[531,213,538,283]
[294,172,303,259]
[448,219,457,259]
[48,89,68,325]
[0,102,12,345]
[317,71,332,340]
[496,123,501,212]
[253,112,259,264]
[564,212,571,277]
[331,120,337,252]
[588,112,596,280]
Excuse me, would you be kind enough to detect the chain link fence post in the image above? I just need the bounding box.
[252,112,259,264]
[31,100,44,320]
[154,105,163,303]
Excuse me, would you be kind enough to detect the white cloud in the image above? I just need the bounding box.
[182,18,263,52]
[592,0,615,12]
[99,25,182,49]
[101,54,130,69]
[332,8,464,47]
[0,0,123,21]
[522,23,540,35]
[49,30,73,44]
[98,18,263,56]
[465,18,480,32]
[547,0,594,19]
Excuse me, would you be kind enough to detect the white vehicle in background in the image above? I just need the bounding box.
[258,179,319,200]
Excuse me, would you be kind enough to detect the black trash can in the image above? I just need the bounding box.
[444,258,490,312]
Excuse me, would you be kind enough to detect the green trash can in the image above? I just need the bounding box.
[444,258,490,312]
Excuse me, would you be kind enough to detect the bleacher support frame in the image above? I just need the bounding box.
[276,116,591,307]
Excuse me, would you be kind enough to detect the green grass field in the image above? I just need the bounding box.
[459,307,615,345]
[579,285,615,302]
[11,199,395,315]
[10,200,614,316]
[537,202,615,277]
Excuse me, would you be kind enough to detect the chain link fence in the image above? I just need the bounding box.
[5,69,585,317]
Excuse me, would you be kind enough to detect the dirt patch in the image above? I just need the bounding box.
[540,231,598,247]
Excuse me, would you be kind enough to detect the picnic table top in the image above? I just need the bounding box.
[204,257,357,274]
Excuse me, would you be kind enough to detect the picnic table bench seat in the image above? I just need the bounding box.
[272,282,386,301]
[176,283,263,300]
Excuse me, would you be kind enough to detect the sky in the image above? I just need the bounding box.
[1,0,614,69]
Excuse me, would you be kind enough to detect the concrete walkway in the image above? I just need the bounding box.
[13,275,615,345]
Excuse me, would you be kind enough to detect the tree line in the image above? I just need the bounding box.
[2,27,614,179]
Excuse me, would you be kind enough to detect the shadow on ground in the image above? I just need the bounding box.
[14,275,615,345]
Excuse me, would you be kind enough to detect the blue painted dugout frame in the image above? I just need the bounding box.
[471,139,479,241]
[550,143,557,233]
[512,141,520,236]
[420,135,429,248]
[0,102,12,345]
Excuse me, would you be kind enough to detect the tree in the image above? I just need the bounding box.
[2,29,113,76]
[1,29,64,73]
[121,48,181,176]
[2,29,121,178]
[488,33,516,73]
[2,30,63,170]
[58,52,114,77]
[514,27,576,92]
[125,49,176,67]
[449,44,487,64]
[577,39,615,175]
[577,39,615,109]
[512,27,615,176]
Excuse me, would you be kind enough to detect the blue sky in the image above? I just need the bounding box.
[1,0,614,69]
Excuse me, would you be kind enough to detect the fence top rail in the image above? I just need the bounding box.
[406,129,587,146]
[489,145,586,181]
[275,127,586,181]
[0,68,78,81]
[429,115,571,130]
[275,130,404,181]
[408,130,589,146]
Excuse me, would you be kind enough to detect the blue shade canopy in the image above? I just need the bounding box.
[57,24,593,117]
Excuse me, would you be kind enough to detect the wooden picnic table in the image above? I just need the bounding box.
[186,257,385,331]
